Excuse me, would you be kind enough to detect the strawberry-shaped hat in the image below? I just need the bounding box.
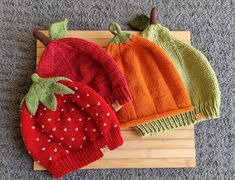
[20,74,123,178]
[34,19,131,111]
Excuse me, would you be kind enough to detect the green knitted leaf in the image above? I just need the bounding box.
[52,83,75,94]
[50,76,72,82]
[49,18,68,40]
[109,22,132,44]
[128,14,150,31]
[25,87,39,115]
[21,73,75,115]
[40,93,57,111]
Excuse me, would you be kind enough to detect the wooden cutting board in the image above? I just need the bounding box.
[34,30,196,170]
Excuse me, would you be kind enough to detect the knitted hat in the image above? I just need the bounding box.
[20,74,123,178]
[34,19,132,111]
[106,22,194,128]
[129,8,221,136]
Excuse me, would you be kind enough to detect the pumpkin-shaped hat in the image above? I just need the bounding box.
[106,22,194,128]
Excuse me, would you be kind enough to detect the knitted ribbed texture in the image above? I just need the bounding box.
[20,80,124,178]
[106,22,194,128]
[136,111,196,136]
[36,37,132,107]
[135,24,221,136]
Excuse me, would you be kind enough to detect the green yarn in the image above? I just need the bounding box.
[108,22,131,44]
[49,18,68,40]
[127,14,150,31]
[135,111,197,137]
[21,73,75,115]
[134,24,221,136]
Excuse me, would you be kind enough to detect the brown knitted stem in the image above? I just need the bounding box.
[33,31,52,46]
[150,7,157,24]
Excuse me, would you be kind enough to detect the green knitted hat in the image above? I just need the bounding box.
[129,8,221,136]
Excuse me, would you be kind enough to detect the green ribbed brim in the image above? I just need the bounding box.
[135,100,221,137]
[135,111,197,137]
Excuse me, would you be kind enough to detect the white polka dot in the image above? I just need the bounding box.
[81,107,84,111]
[30,115,32,118]
[47,118,51,122]
[93,129,96,132]
[66,150,69,154]
[114,124,117,128]
[67,118,71,121]
[32,126,35,130]
[61,94,64,97]
[71,108,74,111]
[41,125,45,129]
[69,145,72,148]
[77,95,80,99]
[28,151,31,154]
[49,135,53,138]
[96,113,99,116]
[63,128,67,132]
[57,118,61,121]
[60,137,64,141]
[58,142,62,146]
[101,132,104,135]
[103,123,107,127]
[63,100,66,103]
[49,156,52,161]
[75,127,78,131]
[40,113,43,116]
[36,138,39,141]
[41,147,46,151]
[52,127,56,131]
[87,117,91,120]
[43,107,46,111]
[37,160,40,163]
[97,102,101,106]
[48,139,51,143]
[53,148,57,152]
[78,118,82,122]
[61,108,64,112]
[86,94,90,97]
[83,136,86,140]
[80,145,83,149]
[75,87,78,90]
[106,112,110,116]
[71,138,75,141]
[86,104,90,107]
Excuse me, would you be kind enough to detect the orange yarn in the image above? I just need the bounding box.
[107,33,194,128]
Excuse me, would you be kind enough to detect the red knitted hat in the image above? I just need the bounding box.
[36,36,131,109]
[20,74,123,178]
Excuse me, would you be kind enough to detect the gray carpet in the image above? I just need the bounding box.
[0,0,234,179]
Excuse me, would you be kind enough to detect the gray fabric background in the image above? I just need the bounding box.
[0,0,234,179]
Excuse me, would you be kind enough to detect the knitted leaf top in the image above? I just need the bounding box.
[106,22,194,128]
[135,24,221,136]
[20,74,123,178]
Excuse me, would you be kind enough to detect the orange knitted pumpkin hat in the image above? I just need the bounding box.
[106,22,194,128]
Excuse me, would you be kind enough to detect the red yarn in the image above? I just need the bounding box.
[20,80,123,178]
[36,38,132,106]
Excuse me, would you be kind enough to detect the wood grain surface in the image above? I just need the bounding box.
[34,30,195,170]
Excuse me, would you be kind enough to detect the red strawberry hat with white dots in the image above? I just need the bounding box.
[20,73,123,178]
